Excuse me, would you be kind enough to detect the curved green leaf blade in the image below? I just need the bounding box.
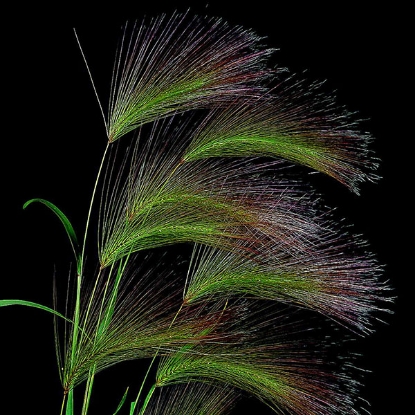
[0,300,87,338]
[113,387,129,415]
[23,198,81,274]
[1,299,67,318]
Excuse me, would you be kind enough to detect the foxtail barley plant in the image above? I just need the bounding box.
[2,11,391,415]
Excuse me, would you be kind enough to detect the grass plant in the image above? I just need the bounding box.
[2,11,391,415]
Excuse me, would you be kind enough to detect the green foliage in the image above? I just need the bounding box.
[113,388,129,415]
[0,299,73,324]
[3,11,390,415]
[23,198,82,274]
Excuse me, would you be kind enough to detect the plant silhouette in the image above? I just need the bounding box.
[2,12,391,415]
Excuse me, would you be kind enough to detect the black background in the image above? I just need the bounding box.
[2,2,409,414]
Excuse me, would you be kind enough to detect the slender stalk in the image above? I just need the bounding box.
[65,143,109,413]
[169,301,184,328]
[68,272,82,386]
[78,267,103,346]
[77,262,114,415]
[65,389,74,415]
[130,354,159,415]
[64,30,110,413]
[60,393,67,415]
[98,255,131,334]
[94,262,117,337]
[132,302,185,414]
[137,384,157,415]
[80,255,131,415]
[81,364,97,415]
[80,143,110,271]
[70,143,109,356]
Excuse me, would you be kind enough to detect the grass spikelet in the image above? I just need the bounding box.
[107,12,276,142]
[155,309,366,415]
[60,255,243,391]
[99,118,328,268]
[184,239,391,333]
[183,79,379,193]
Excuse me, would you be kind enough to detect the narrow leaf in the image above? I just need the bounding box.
[1,299,69,321]
[23,198,81,273]
[0,300,89,337]
[113,387,129,415]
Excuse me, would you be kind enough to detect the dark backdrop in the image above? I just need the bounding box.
[2,2,409,414]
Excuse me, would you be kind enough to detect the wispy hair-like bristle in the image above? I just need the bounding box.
[143,383,239,415]
[155,308,367,415]
[184,239,391,334]
[61,255,242,390]
[107,11,277,142]
[184,79,379,194]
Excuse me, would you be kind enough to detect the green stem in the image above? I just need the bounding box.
[65,389,74,415]
[80,142,110,271]
[78,267,103,347]
[98,255,131,335]
[79,255,131,415]
[169,301,184,328]
[81,364,96,415]
[137,383,157,415]
[62,31,109,413]
[69,272,82,373]
[95,262,117,338]
[67,143,109,409]
[60,393,67,415]
[130,354,158,414]
[132,301,185,414]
